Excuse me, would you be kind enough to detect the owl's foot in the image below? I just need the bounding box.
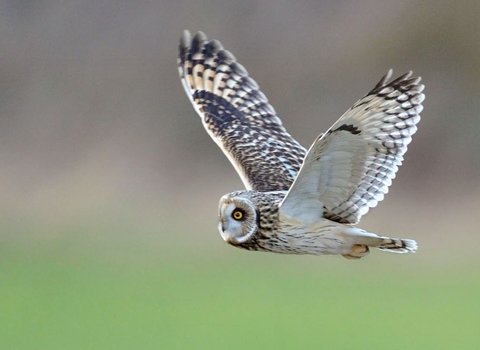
[342,244,370,259]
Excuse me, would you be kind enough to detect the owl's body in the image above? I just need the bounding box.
[219,190,416,258]
[178,31,424,259]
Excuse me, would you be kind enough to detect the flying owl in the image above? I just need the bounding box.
[178,30,424,259]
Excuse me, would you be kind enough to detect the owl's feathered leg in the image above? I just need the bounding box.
[342,245,369,259]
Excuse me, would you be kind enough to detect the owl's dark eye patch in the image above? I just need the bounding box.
[232,208,246,221]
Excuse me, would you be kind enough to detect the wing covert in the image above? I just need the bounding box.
[178,31,306,192]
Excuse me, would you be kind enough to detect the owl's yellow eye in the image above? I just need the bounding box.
[232,209,244,221]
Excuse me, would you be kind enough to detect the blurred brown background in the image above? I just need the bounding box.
[0,0,479,263]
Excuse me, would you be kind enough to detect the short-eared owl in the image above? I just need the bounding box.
[178,31,424,259]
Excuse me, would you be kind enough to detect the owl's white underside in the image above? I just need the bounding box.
[257,218,417,255]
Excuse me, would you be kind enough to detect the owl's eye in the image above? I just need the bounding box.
[232,209,245,221]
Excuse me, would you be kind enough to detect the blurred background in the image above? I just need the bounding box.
[1,0,479,349]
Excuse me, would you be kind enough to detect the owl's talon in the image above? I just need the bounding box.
[342,245,369,259]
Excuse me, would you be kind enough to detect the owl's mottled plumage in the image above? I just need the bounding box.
[178,31,305,192]
[178,30,424,259]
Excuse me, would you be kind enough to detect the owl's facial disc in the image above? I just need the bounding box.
[218,196,257,245]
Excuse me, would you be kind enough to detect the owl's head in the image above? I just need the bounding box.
[218,192,258,245]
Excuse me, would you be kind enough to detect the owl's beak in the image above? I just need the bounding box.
[218,221,236,245]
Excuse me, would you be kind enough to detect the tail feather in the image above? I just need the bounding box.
[346,228,417,254]
[377,238,417,253]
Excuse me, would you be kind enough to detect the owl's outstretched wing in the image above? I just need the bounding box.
[280,70,424,225]
[178,31,306,192]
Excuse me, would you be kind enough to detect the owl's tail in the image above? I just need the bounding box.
[344,228,417,259]
[376,237,418,253]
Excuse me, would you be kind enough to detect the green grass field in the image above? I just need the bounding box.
[0,241,478,350]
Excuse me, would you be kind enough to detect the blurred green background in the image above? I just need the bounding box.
[1,0,480,349]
